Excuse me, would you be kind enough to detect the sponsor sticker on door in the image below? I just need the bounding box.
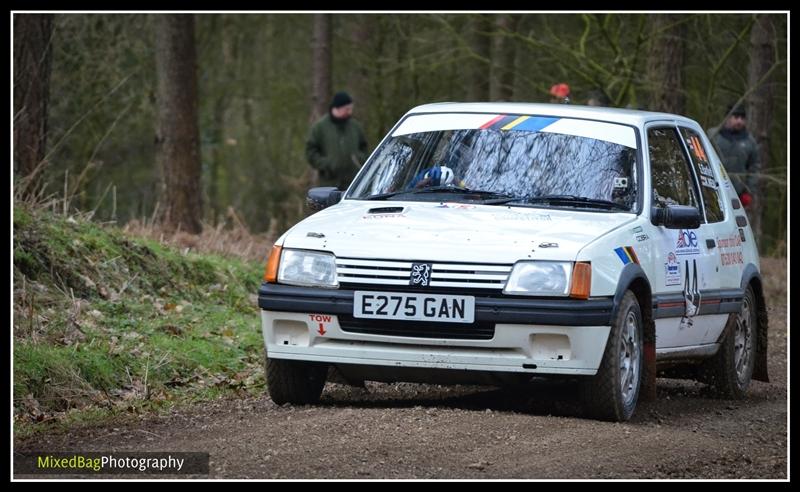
[665,252,681,286]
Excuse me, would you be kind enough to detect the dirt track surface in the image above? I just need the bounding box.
[16,304,787,480]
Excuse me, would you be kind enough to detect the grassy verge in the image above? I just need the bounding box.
[13,203,268,438]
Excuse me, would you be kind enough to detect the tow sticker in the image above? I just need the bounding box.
[309,314,331,336]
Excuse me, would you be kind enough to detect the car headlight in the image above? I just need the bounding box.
[503,261,572,296]
[277,249,338,288]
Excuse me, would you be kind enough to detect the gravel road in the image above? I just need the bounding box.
[16,274,787,480]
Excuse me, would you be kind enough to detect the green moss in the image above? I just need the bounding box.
[14,203,266,430]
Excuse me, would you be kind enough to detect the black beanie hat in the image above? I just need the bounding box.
[727,103,746,117]
[331,91,353,108]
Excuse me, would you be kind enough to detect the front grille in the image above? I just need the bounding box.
[338,283,508,298]
[338,315,495,340]
[336,257,512,290]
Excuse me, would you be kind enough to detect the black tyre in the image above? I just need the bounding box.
[705,285,757,398]
[581,290,643,421]
[265,356,328,405]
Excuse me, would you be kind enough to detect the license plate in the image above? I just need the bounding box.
[353,291,475,323]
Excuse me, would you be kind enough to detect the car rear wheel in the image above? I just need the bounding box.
[265,355,328,405]
[581,290,643,421]
[705,285,757,398]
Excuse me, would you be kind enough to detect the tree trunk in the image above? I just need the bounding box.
[490,14,519,102]
[646,14,686,114]
[310,14,332,123]
[209,18,232,227]
[466,14,491,102]
[346,14,372,119]
[154,14,203,234]
[13,14,54,200]
[747,15,776,246]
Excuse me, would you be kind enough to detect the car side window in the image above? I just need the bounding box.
[647,127,701,210]
[679,127,725,223]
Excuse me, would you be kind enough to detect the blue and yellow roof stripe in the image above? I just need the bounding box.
[480,114,560,132]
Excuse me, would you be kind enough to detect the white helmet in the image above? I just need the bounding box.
[424,165,455,186]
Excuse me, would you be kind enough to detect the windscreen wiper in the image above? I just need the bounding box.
[363,190,410,200]
[511,195,631,211]
[410,186,515,200]
[364,186,515,201]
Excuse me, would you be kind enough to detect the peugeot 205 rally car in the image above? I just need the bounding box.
[258,103,768,421]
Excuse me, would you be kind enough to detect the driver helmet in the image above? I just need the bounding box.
[424,165,455,186]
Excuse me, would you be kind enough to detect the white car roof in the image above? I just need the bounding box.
[406,102,699,128]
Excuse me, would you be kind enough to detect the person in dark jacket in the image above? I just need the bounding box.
[707,104,761,208]
[305,91,369,190]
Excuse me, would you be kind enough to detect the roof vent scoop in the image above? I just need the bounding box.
[367,207,405,214]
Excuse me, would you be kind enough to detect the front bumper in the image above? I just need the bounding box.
[258,283,613,376]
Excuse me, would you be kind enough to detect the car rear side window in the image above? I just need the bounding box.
[679,127,725,223]
[647,127,700,209]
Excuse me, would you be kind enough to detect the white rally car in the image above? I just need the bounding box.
[258,103,768,421]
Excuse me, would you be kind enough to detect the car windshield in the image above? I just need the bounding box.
[348,113,639,212]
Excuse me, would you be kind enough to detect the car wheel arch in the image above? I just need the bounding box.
[611,264,657,401]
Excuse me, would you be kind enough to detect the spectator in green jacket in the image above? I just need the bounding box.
[305,91,369,191]
[707,104,761,208]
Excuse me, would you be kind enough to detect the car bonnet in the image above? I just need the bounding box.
[281,200,637,263]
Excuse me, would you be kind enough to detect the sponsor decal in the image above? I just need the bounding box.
[687,135,710,166]
[717,232,744,266]
[700,175,718,189]
[502,115,531,130]
[435,202,476,209]
[635,234,650,242]
[393,114,635,147]
[479,115,561,133]
[664,252,681,286]
[614,246,639,265]
[479,114,508,129]
[697,161,715,177]
[631,226,643,234]
[494,212,552,221]
[362,213,408,220]
[738,228,746,243]
[675,229,700,256]
[503,116,559,132]
[718,164,733,189]
[718,164,728,179]
[409,263,433,287]
[679,259,701,330]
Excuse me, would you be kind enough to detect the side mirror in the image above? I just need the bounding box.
[651,205,701,229]
[307,187,343,211]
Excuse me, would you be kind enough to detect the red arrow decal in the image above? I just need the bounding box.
[317,323,327,336]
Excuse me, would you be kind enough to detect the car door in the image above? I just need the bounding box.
[646,124,729,349]
[677,125,746,295]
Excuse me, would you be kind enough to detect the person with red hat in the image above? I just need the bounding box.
[549,83,571,104]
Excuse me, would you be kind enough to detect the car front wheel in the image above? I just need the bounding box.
[265,356,328,405]
[581,290,643,421]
